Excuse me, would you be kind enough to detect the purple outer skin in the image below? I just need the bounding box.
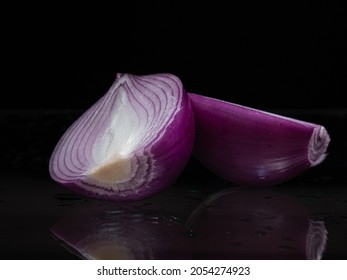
[136,91,195,200]
[49,74,195,201]
[189,93,330,186]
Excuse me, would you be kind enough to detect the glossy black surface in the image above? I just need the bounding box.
[0,109,346,259]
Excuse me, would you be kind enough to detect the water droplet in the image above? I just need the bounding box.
[105,210,125,215]
[255,230,267,236]
[169,215,179,221]
[150,216,160,220]
[183,230,197,238]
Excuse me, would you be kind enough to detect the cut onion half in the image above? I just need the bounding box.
[49,73,195,201]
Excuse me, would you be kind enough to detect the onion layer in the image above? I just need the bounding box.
[189,93,331,186]
[49,73,195,201]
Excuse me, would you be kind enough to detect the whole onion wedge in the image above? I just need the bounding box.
[49,73,195,201]
[189,93,330,186]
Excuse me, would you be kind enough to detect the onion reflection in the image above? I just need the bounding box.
[184,187,327,259]
[51,201,192,259]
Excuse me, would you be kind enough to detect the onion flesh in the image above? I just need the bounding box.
[49,73,195,201]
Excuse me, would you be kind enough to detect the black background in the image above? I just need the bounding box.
[3,1,346,110]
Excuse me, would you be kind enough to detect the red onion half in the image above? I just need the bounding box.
[189,93,330,186]
[49,73,195,201]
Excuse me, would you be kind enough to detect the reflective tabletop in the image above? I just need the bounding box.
[0,109,346,259]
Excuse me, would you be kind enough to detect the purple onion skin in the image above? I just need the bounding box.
[184,187,327,260]
[51,201,192,260]
[189,93,330,186]
[142,92,195,198]
[49,74,195,201]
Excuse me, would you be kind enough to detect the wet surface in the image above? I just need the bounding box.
[0,109,346,259]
